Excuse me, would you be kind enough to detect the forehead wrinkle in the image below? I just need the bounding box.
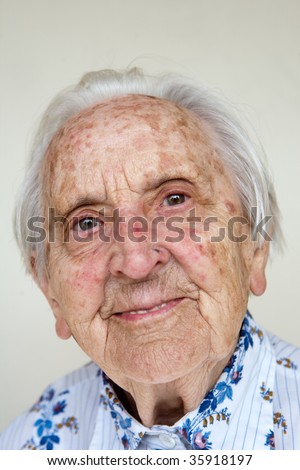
[103,162,144,205]
[42,94,224,214]
[43,162,108,217]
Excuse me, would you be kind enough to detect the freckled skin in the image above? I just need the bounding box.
[39,95,268,426]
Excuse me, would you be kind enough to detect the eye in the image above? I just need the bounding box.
[73,216,102,232]
[163,193,187,206]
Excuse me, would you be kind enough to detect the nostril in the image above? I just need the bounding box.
[108,243,171,281]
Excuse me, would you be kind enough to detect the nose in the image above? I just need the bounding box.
[108,237,171,281]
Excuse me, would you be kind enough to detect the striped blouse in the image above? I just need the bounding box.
[1,312,300,450]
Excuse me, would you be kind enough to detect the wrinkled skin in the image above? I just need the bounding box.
[37,95,268,426]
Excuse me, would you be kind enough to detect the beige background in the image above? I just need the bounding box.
[0,0,299,432]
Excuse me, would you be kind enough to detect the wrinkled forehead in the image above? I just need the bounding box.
[42,94,221,207]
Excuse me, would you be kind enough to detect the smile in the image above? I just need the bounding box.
[116,298,184,321]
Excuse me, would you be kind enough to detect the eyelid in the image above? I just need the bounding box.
[145,183,193,212]
[161,187,191,203]
[64,204,105,222]
[69,211,103,231]
[160,181,192,195]
[163,192,189,204]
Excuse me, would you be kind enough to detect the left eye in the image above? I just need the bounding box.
[163,193,187,206]
[74,217,102,232]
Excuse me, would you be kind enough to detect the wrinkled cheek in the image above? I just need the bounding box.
[168,236,222,289]
[53,264,105,318]
[68,267,103,291]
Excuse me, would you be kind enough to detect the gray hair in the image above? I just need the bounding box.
[14,67,283,279]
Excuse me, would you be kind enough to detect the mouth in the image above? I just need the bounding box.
[114,298,185,321]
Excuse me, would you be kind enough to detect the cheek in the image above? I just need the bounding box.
[69,267,103,291]
[52,261,106,316]
[168,236,221,286]
[168,231,249,299]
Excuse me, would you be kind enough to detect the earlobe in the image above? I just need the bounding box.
[46,296,72,340]
[55,315,72,340]
[249,243,269,296]
[47,297,72,340]
[44,287,72,340]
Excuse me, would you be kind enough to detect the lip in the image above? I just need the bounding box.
[115,297,184,321]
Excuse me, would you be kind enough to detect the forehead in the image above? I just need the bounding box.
[43,95,222,209]
[49,94,209,148]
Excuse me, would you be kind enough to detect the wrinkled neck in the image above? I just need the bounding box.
[114,356,231,427]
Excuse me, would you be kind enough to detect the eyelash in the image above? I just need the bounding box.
[69,191,190,234]
[162,192,190,207]
[71,215,103,233]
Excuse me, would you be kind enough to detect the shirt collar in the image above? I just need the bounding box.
[97,311,275,450]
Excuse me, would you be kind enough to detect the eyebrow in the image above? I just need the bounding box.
[142,174,198,192]
[57,172,204,218]
[57,196,107,219]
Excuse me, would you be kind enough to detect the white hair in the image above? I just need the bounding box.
[14,67,283,279]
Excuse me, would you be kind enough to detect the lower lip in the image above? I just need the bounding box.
[116,298,184,321]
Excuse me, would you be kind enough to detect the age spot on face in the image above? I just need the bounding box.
[224,200,237,216]
[198,244,207,256]
[210,158,225,176]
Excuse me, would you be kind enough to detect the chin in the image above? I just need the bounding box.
[128,371,184,385]
[120,357,195,385]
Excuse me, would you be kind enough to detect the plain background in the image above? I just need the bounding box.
[0,0,299,433]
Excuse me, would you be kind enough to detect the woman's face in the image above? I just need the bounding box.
[39,95,268,386]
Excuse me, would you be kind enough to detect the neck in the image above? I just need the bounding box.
[114,357,230,427]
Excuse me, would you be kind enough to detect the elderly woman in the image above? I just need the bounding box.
[1,68,299,450]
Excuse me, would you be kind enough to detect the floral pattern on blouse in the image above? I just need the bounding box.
[22,388,79,449]
[273,412,287,435]
[276,358,298,369]
[100,376,144,450]
[260,382,273,402]
[100,312,267,450]
[263,411,288,451]
[265,430,275,450]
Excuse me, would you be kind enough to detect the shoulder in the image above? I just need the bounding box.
[0,362,102,450]
[266,331,300,449]
[270,332,300,364]
[268,331,300,380]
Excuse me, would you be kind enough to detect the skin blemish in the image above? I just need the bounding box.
[198,244,207,256]
[74,138,82,148]
[60,159,76,172]
[208,245,217,258]
[56,174,77,202]
[224,200,237,216]
[131,134,150,151]
[84,122,95,130]
[210,158,225,176]
[176,116,189,129]
[146,117,161,133]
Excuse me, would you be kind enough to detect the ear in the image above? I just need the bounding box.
[249,242,269,296]
[30,252,72,340]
